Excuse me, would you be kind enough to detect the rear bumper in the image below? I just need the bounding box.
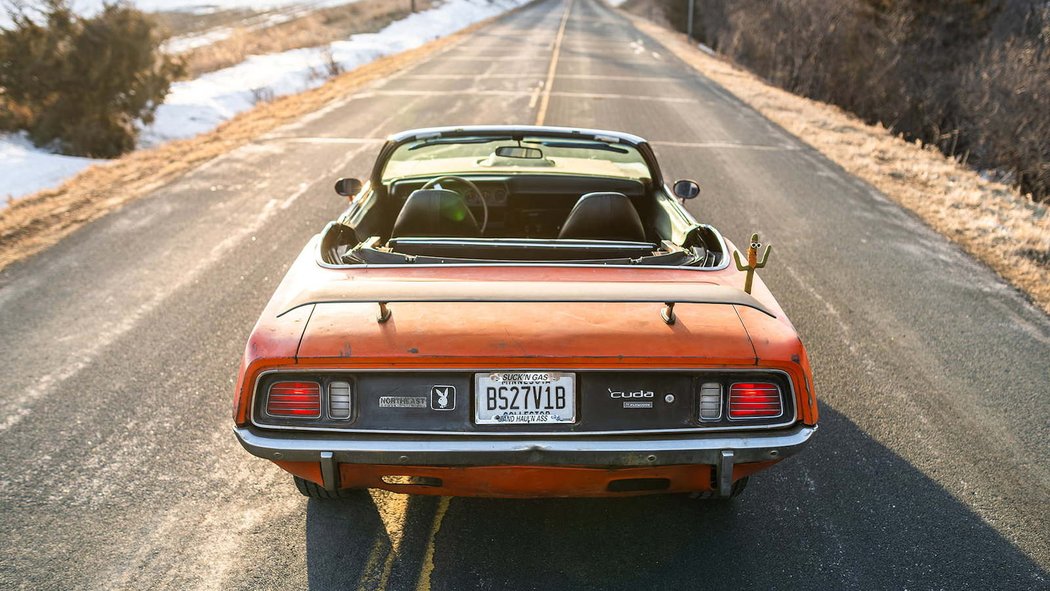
[234,424,816,496]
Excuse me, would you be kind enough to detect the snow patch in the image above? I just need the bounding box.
[161,0,365,54]
[1,0,360,28]
[0,134,100,206]
[135,0,359,14]
[1,0,528,204]
[142,0,528,146]
[163,26,237,53]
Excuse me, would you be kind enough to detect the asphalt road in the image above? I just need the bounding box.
[1,0,1048,589]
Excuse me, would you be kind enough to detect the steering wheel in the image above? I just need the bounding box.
[422,175,489,234]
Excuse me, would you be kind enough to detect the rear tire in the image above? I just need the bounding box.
[726,475,749,498]
[293,476,361,499]
[691,476,749,500]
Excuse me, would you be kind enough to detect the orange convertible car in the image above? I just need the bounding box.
[233,126,818,499]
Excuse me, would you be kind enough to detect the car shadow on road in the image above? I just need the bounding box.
[305,490,447,590]
[305,406,1047,590]
[303,494,386,590]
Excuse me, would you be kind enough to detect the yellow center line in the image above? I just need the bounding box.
[414,496,452,591]
[357,538,388,591]
[376,543,400,590]
[534,0,574,126]
[356,491,411,591]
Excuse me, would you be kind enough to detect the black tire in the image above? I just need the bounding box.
[293,476,361,499]
[691,476,750,500]
[727,475,749,498]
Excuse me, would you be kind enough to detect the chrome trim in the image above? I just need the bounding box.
[320,451,338,491]
[386,125,649,149]
[277,279,773,318]
[248,368,799,436]
[319,261,722,272]
[234,424,817,468]
[660,183,699,223]
[315,225,733,273]
[387,237,660,250]
[717,450,735,497]
[373,126,665,190]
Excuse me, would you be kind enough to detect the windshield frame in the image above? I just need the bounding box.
[370,126,664,188]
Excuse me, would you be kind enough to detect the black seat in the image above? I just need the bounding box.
[390,189,480,238]
[558,192,647,242]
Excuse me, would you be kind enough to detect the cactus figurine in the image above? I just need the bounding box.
[733,233,772,294]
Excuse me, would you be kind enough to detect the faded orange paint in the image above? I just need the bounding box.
[274,459,324,484]
[233,236,817,495]
[320,461,778,497]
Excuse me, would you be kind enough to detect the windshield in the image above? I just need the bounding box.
[381,136,653,182]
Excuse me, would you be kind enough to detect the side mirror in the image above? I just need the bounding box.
[334,177,363,198]
[673,179,701,200]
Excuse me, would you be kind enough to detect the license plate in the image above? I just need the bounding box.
[474,372,576,424]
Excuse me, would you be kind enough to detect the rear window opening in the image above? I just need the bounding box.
[344,236,703,266]
[321,224,726,268]
[323,130,730,268]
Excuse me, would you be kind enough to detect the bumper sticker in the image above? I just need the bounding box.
[379,396,427,408]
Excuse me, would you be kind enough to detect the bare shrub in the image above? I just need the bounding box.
[644,0,1049,201]
[249,86,276,104]
[0,0,183,157]
[959,3,1049,201]
[309,46,343,82]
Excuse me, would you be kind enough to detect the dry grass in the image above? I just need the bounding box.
[153,7,260,38]
[181,0,434,78]
[0,17,485,272]
[628,15,1050,317]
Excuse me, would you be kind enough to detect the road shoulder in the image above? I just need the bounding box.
[0,6,526,274]
[624,11,1050,317]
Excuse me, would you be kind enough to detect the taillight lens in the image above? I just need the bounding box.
[728,382,782,419]
[328,381,352,419]
[267,381,321,417]
[698,382,722,421]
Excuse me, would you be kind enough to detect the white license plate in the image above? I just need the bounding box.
[474,372,576,424]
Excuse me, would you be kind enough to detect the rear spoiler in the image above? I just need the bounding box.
[278,280,775,325]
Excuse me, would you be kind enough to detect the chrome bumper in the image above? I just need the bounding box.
[234,425,817,496]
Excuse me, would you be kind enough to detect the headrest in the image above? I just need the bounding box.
[558,192,646,242]
[391,189,480,238]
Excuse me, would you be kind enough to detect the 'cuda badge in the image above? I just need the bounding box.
[608,388,654,398]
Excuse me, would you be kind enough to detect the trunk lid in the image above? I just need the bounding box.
[296,298,757,367]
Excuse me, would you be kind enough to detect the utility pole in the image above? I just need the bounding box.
[686,0,695,41]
